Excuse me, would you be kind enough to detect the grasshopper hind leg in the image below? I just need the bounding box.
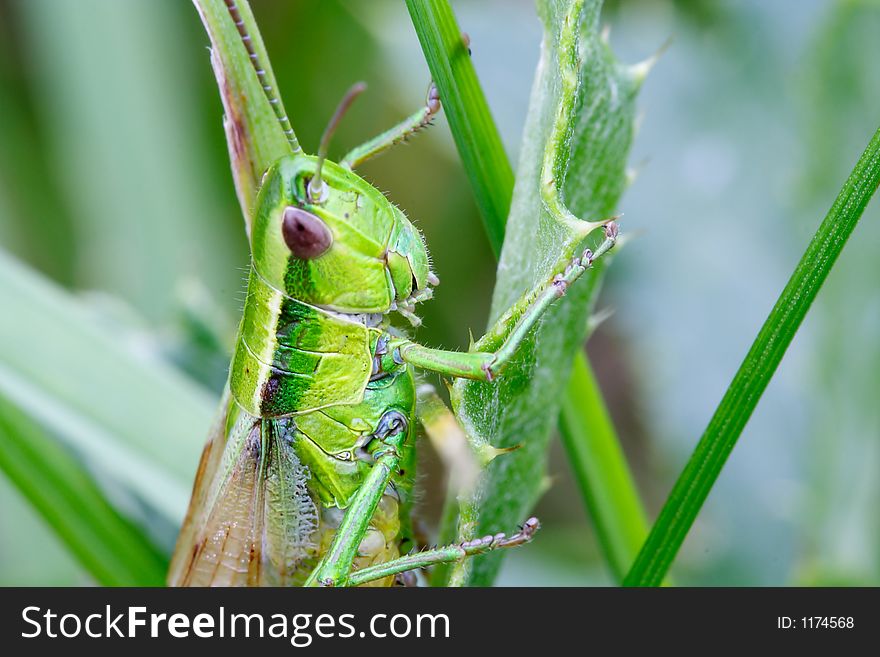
[313,492,403,588]
[304,410,412,587]
[344,518,541,587]
[302,388,544,586]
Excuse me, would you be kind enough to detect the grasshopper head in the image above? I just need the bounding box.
[250,154,437,321]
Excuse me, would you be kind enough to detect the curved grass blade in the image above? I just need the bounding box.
[624,124,880,587]
[0,395,168,586]
[410,0,646,585]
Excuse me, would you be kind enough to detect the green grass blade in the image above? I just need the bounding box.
[0,396,168,586]
[409,0,648,585]
[405,0,512,255]
[560,354,649,581]
[624,125,880,587]
[192,0,294,231]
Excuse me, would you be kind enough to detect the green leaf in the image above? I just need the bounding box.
[421,0,642,586]
[192,0,295,231]
[624,124,880,587]
[0,395,167,586]
[0,251,214,533]
[405,0,513,255]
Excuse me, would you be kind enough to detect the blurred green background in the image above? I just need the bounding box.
[0,0,877,585]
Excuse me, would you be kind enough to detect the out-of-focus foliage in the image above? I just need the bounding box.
[626,121,880,586]
[0,0,877,586]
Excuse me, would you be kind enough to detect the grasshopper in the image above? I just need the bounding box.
[168,0,618,587]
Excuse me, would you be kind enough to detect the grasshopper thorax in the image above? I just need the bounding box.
[251,154,434,319]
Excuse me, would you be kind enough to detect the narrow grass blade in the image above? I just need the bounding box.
[624,125,880,587]
[405,0,513,255]
[0,396,168,586]
[409,0,648,585]
[560,355,649,581]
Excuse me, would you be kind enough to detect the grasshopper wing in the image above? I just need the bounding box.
[168,395,318,587]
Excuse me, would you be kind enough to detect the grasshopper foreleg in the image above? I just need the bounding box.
[393,221,619,381]
[339,82,441,170]
[340,32,474,170]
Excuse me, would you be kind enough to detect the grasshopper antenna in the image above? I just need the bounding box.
[308,82,367,203]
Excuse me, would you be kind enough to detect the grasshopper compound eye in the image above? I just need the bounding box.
[281,206,333,259]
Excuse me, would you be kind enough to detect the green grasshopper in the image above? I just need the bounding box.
[168,0,617,587]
